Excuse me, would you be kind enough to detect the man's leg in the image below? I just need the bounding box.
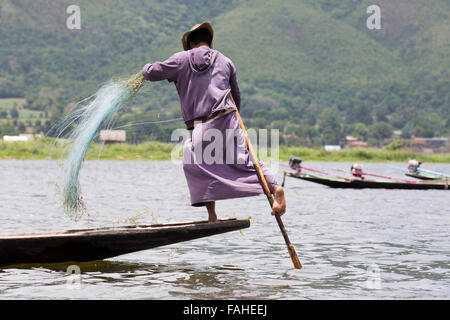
[205,201,217,223]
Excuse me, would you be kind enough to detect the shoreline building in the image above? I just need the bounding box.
[99,130,126,144]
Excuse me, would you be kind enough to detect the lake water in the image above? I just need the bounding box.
[0,160,449,299]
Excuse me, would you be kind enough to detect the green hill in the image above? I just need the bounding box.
[0,0,448,145]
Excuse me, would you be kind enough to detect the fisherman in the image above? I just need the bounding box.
[351,163,364,179]
[407,160,421,173]
[142,22,286,223]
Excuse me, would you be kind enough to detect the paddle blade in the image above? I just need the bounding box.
[288,243,302,269]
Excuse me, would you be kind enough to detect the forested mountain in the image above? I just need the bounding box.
[0,0,448,145]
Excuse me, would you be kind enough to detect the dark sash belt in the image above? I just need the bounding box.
[185,107,237,130]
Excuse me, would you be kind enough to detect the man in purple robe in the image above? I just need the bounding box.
[142,22,286,222]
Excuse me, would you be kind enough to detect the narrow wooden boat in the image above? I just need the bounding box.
[283,171,449,190]
[0,218,250,267]
[404,159,448,181]
[405,172,446,180]
[283,156,449,190]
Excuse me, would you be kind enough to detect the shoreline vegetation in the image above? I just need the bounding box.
[1,138,449,163]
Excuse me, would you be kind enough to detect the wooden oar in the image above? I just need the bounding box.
[228,93,302,269]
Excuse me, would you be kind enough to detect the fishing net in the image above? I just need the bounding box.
[57,72,145,221]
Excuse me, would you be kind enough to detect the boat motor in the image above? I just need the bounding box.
[351,163,363,178]
[289,156,302,172]
[407,159,421,173]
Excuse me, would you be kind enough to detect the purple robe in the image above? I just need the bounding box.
[142,46,278,206]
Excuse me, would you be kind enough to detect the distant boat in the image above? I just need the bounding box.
[283,171,449,190]
[282,156,449,190]
[405,160,449,181]
[0,219,250,267]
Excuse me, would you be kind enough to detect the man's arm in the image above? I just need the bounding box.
[142,53,182,82]
[230,64,241,111]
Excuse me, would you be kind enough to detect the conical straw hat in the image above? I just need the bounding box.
[181,22,214,51]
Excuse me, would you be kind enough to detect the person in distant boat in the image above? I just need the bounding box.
[351,163,364,179]
[141,22,286,222]
[407,160,421,173]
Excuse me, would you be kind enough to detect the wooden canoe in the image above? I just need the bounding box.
[283,171,449,190]
[0,218,250,267]
[405,172,447,181]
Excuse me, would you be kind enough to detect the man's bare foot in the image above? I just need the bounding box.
[208,214,218,223]
[272,187,286,216]
[206,201,218,223]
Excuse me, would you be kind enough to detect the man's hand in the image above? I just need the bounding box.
[271,187,286,216]
[126,71,145,97]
